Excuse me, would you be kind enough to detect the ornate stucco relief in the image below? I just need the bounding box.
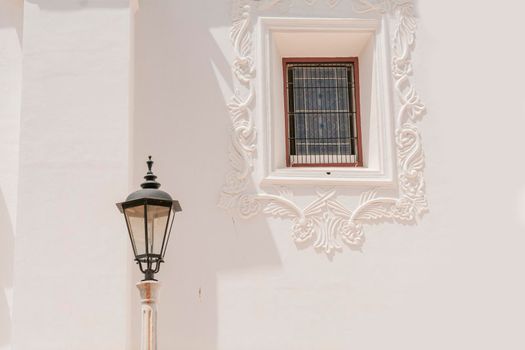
[219,0,427,256]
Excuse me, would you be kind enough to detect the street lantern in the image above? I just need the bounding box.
[116,156,182,350]
[116,156,182,281]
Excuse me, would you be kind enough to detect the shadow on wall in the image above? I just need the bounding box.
[0,0,23,47]
[0,0,21,346]
[0,190,14,347]
[26,0,129,11]
[131,1,282,350]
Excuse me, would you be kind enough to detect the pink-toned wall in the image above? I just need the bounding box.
[1,1,525,350]
[132,1,525,349]
[0,1,22,349]
[9,1,132,350]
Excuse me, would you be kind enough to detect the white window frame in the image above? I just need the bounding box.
[257,16,396,186]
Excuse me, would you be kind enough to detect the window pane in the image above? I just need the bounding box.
[286,61,360,166]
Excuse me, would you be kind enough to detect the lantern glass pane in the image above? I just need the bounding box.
[161,208,177,258]
[146,204,170,256]
[124,205,146,256]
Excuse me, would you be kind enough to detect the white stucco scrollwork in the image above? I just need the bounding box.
[220,0,428,256]
[218,2,256,210]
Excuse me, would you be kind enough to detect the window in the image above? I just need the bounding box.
[259,18,395,185]
[283,58,363,167]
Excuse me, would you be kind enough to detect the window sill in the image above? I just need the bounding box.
[262,166,394,186]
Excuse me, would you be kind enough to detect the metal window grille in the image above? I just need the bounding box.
[284,59,363,167]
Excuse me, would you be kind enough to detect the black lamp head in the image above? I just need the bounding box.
[117,156,182,281]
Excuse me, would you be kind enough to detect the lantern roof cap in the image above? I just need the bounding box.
[125,188,173,202]
[126,156,172,201]
[116,156,181,212]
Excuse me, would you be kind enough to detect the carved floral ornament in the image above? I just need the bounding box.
[219,0,427,256]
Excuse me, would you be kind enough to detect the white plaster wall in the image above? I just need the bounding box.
[132,1,525,349]
[1,0,523,349]
[11,1,132,349]
[0,1,22,349]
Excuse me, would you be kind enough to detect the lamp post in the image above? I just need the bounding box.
[116,156,182,350]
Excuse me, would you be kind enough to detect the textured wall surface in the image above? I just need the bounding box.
[11,1,132,350]
[1,0,525,349]
[0,1,22,349]
[132,1,525,350]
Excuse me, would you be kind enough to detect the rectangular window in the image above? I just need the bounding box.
[283,58,363,167]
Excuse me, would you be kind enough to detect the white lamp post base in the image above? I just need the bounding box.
[137,280,160,350]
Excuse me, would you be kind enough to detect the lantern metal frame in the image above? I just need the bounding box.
[116,156,182,281]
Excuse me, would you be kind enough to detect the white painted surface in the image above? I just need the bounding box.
[136,281,160,350]
[0,1,22,349]
[11,1,131,349]
[132,1,525,349]
[0,0,524,349]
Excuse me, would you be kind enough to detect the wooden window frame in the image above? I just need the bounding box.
[283,57,364,168]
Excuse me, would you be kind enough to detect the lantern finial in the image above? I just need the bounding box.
[141,156,161,189]
[147,155,153,172]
